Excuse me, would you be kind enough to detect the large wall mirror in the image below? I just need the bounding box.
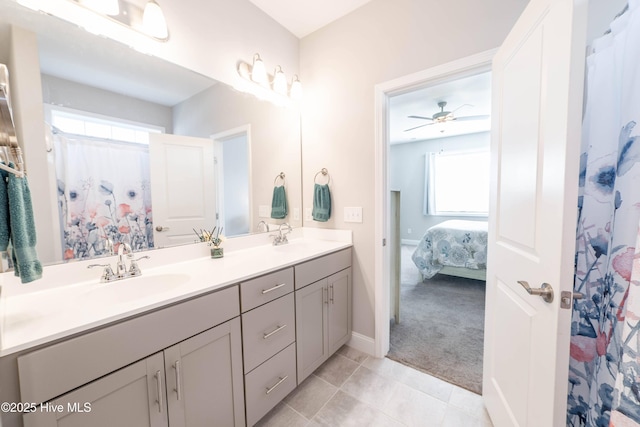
[0,0,302,266]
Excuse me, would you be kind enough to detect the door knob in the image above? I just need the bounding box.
[517,280,554,303]
[155,226,170,232]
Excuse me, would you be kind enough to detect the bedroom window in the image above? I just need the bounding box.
[425,149,490,216]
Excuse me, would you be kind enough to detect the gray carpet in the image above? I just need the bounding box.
[387,245,486,394]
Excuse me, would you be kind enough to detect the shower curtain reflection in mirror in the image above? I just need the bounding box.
[53,131,154,261]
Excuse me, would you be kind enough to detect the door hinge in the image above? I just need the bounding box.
[382,238,387,246]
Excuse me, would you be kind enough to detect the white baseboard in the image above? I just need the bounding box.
[347,332,375,356]
[401,239,420,246]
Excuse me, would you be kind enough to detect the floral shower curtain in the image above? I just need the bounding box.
[54,131,154,261]
[568,2,640,426]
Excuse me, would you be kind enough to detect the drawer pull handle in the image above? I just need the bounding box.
[265,375,289,395]
[262,283,287,294]
[173,360,182,401]
[263,324,287,339]
[154,370,163,413]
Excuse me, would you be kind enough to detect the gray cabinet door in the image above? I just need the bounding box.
[328,268,352,354]
[23,353,168,427]
[295,278,329,384]
[164,317,245,427]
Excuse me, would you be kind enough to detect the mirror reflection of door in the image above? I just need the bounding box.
[212,127,252,237]
[149,133,216,248]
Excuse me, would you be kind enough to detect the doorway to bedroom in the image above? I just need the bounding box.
[386,70,491,394]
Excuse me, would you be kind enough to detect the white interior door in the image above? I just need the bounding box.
[149,133,216,248]
[483,0,587,426]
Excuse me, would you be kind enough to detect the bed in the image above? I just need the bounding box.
[411,220,488,281]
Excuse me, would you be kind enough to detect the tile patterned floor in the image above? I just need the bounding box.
[255,346,494,427]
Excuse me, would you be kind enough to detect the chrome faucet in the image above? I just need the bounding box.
[88,242,150,283]
[116,242,132,277]
[258,220,270,232]
[271,223,292,246]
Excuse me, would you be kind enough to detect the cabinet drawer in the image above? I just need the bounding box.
[242,293,295,373]
[18,285,240,405]
[240,267,294,312]
[294,248,351,290]
[245,343,296,427]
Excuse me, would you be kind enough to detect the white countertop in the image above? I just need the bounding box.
[0,228,352,357]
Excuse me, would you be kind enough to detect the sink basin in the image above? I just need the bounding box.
[79,273,191,305]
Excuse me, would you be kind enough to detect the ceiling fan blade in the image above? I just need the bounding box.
[404,123,434,132]
[453,115,491,122]
[407,115,433,121]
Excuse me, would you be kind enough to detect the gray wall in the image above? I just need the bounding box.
[299,0,528,340]
[390,132,489,242]
[41,74,173,132]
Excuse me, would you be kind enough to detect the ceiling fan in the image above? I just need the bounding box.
[404,101,490,132]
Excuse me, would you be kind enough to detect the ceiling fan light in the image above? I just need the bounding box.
[251,54,267,85]
[80,0,120,16]
[273,66,287,95]
[143,0,169,39]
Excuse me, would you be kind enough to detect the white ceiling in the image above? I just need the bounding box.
[389,72,492,145]
[248,0,375,38]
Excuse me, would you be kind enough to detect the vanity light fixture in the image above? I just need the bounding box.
[236,54,302,107]
[142,0,169,40]
[16,0,170,47]
[273,66,287,95]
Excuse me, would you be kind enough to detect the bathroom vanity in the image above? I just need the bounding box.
[0,229,352,427]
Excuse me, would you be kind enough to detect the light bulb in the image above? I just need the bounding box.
[251,54,267,86]
[143,0,168,39]
[273,66,287,95]
[290,75,302,100]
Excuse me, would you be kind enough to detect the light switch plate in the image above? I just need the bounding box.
[344,207,363,223]
[305,208,312,221]
[258,205,270,218]
[293,208,300,221]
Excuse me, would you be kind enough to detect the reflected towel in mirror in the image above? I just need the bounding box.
[271,185,288,219]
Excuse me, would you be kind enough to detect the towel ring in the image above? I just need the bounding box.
[314,168,330,185]
[274,172,286,186]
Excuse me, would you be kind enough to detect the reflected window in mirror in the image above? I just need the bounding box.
[50,107,163,144]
